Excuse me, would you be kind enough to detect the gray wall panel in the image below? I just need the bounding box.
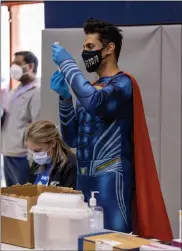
[161,25,182,237]
[119,26,161,173]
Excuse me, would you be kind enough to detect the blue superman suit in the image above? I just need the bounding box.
[57,59,134,233]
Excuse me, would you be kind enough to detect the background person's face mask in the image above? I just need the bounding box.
[32,150,52,165]
[82,48,104,73]
[10,64,28,81]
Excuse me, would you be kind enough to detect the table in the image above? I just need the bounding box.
[1,243,31,250]
[1,243,42,250]
[1,231,134,250]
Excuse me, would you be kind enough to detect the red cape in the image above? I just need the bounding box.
[124,72,173,241]
[93,72,173,241]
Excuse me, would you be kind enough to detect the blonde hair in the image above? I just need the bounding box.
[26,120,73,171]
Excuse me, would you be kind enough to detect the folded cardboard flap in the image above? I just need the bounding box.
[1,183,82,198]
[1,183,39,197]
[37,184,82,195]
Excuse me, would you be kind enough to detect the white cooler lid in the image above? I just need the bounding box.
[30,192,92,220]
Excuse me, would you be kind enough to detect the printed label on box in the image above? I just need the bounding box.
[1,195,28,221]
[96,240,121,251]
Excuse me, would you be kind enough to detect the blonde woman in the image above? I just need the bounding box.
[26,120,77,188]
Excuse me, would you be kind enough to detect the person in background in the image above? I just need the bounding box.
[1,77,9,127]
[1,51,40,187]
[50,18,173,241]
[26,120,77,188]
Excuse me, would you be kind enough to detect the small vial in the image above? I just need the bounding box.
[54,42,61,72]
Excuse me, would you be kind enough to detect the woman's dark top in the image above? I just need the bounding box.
[29,153,77,189]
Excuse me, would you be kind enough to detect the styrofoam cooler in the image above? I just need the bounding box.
[30,192,93,250]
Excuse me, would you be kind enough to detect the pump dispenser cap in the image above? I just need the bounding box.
[89,191,99,207]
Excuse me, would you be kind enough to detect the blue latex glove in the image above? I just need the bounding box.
[51,44,74,66]
[50,70,71,98]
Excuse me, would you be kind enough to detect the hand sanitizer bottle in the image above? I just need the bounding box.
[89,191,104,233]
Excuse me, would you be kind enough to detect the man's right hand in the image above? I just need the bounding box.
[50,70,71,98]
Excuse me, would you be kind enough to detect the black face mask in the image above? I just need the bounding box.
[82,48,104,73]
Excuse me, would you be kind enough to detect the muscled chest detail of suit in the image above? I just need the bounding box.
[59,73,134,233]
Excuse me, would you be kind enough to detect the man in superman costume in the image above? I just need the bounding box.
[50,18,173,241]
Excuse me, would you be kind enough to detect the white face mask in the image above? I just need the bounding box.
[10,64,28,81]
[31,150,52,166]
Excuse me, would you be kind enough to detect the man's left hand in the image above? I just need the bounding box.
[51,44,73,66]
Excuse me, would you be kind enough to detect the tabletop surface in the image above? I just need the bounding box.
[1,243,40,250]
[1,230,132,250]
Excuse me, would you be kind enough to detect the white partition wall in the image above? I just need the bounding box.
[40,25,182,237]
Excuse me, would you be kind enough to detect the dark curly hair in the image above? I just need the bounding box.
[83,18,123,62]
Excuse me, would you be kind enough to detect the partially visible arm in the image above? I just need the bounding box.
[61,160,77,189]
[50,70,78,148]
[60,60,132,117]
[29,87,41,122]
[29,162,39,184]
[1,107,6,127]
[59,96,78,148]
